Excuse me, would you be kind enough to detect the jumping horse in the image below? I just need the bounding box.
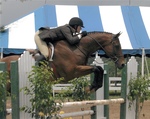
[0,31,125,92]
[49,31,125,91]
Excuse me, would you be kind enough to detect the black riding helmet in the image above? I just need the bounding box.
[69,17,84,28]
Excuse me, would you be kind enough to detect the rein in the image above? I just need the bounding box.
[75,45,87,57]
[75,33,123,63]
[87,34,123,63]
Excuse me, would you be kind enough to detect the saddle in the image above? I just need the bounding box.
[31,43,54,62]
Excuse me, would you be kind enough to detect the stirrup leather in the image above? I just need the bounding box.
[49,42,54,61]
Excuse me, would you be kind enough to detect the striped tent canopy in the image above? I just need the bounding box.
[1,5,150,56]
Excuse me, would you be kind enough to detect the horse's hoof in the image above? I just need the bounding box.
[84,86,95,93]
[84,86,91,93]
[90,84,103,92]
[95,85,103,91]
[90,85,97,91]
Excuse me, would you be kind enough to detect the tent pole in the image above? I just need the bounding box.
[144,56,149,76]
[141,48,145,76]
[0,47,3,59]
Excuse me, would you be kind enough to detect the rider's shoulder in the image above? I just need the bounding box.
[58,24,70,28]
[57,24,72,30]
[39,27,50,30]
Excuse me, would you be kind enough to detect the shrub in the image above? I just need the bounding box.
[21,61,90,118]
[21,61,64,118]
[0,71,8,112]
[59,76,91,101]
[127,74,150,119]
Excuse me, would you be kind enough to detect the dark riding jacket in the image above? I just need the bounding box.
[38,24,81,45]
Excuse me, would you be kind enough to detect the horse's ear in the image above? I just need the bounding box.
[114,31,122,38]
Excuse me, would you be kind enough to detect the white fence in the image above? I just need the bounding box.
[9,51,138,119]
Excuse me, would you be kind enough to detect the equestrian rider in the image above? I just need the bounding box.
[34,17,87,62]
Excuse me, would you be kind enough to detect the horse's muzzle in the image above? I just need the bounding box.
[117,63,125,69]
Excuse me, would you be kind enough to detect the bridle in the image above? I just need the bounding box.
[87,34,124,63]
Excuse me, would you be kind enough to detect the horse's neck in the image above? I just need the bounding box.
[54,33,111,57]
[79,33,112,55]
[79,35,100,54]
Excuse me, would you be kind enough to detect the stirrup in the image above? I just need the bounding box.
[49,42,54,61]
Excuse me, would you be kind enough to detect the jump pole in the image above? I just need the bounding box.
[10,61,20,119]
[103,64,127,119]
[57,98,124,118]
[92,52,105,119]
[120,64,127,119]
[60,98,124,108]
[104,64,109,118]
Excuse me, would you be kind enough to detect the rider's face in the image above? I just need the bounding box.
[76,26,82,33]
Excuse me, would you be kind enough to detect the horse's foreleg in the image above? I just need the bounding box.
[75,65,104,92]
[90,66,104,91]
[75,65,94,77]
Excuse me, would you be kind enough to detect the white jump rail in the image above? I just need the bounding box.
[58,98,124,108]
[59,110,94,118]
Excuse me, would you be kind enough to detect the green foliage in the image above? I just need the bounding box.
[69,77,91,101]
[0,71,9,112]
[127,74,150,119]
[20,61,64,118]
[21,61,90,118]
[60,76,91,101]
[102,57,123,76]
[127,74,150,109]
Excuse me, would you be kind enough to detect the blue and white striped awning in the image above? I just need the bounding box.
[1,5,150,55]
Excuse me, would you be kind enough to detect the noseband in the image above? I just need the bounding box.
[88,34,123,63]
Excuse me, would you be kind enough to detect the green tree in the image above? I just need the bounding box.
[127,74,150,119]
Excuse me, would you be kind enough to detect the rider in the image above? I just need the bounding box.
[34,17,87,62]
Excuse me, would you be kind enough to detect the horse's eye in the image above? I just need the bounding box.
[113,41,120,49]
[115,44,120,49]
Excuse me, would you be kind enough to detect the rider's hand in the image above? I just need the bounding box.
[81,31,87,37]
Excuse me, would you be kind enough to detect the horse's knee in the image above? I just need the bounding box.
[97,66,104,74]
[92,66,104,73]
[90,66,104,91]
[92,66,98,72]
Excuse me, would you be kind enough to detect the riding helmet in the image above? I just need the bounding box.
[69,17,84,28]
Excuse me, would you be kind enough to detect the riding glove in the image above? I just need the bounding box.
[82,31,87,37]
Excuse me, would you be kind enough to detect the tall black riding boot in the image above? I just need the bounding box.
[36,54,46,66]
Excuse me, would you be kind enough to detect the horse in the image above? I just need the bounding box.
[43,31,125,92]
[1,31,125,93]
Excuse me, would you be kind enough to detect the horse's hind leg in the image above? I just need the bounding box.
[90,66,104,91]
